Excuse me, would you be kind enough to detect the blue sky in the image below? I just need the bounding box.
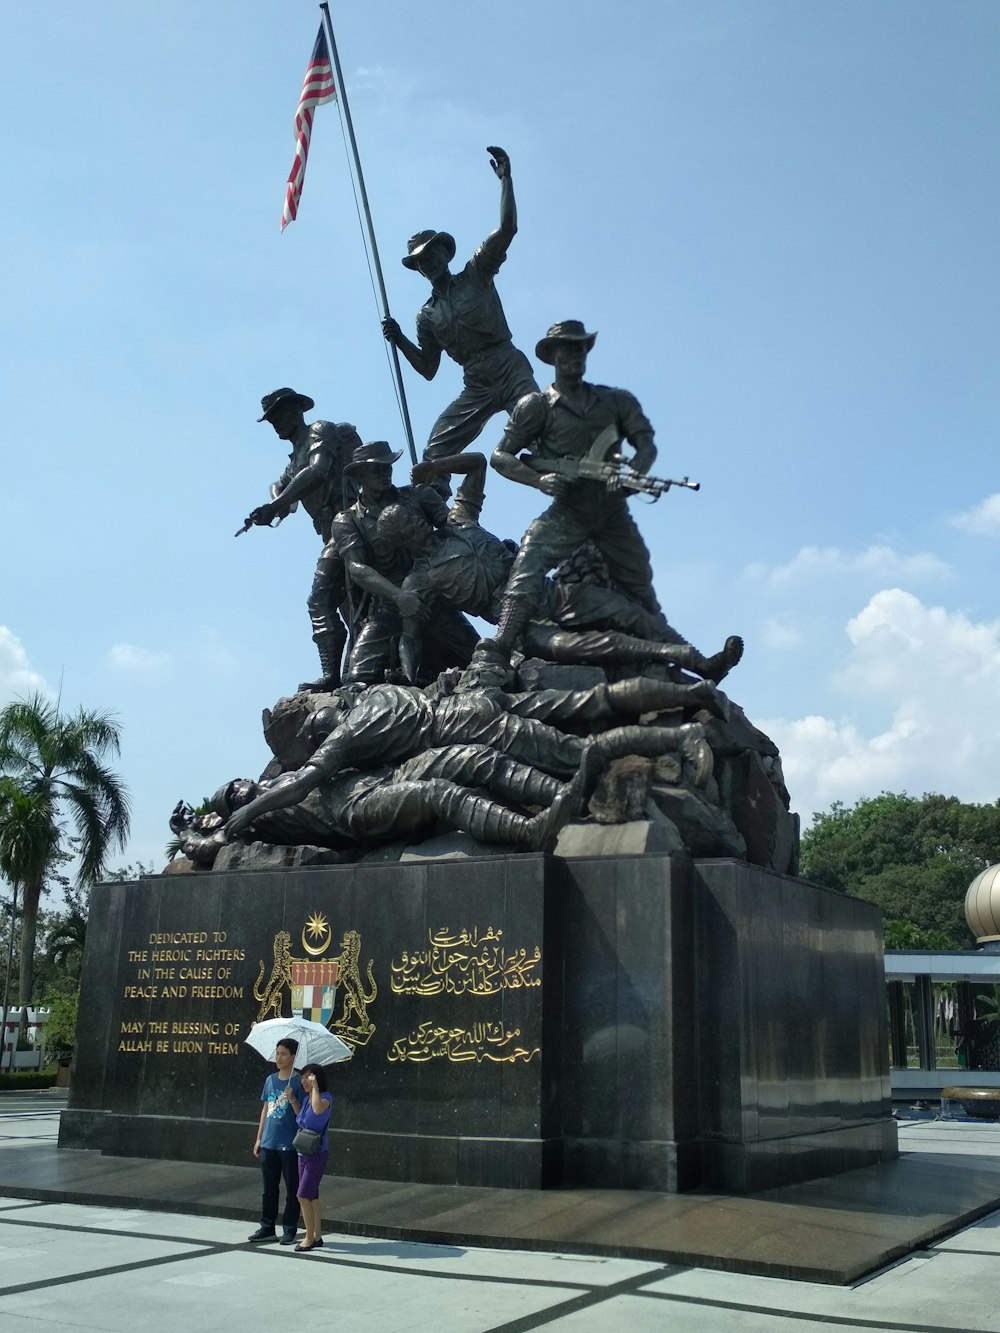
[2,0,998,873]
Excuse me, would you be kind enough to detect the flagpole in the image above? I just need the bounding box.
[319,3,418,466]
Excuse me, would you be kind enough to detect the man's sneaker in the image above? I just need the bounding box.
[279,1232,297,1246]
[247,1227,277,1244]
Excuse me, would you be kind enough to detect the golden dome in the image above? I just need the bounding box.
[965,865,1000,943]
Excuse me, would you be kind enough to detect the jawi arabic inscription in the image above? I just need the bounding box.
[389,926,542,1064]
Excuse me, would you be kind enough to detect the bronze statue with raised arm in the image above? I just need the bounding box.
[382,147,538,464]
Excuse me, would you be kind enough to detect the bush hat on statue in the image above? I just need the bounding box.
[535,320,598,365]
[401,229,457,270]
[258,388,315,422]
[343,440,404,475]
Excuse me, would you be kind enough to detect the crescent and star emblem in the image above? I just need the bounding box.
[301,911,332,957]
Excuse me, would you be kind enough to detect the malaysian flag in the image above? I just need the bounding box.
[281,25,337,231]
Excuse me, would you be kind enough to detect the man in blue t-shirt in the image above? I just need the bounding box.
[248,1038,304,1244]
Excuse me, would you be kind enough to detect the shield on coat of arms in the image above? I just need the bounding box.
[290,958,340,1025]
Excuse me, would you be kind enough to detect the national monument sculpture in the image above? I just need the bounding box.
[210,152,798,875]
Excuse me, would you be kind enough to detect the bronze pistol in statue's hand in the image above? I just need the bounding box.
[235,502,278,536]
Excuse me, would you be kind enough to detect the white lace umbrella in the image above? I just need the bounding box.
[244,1016,352,1068]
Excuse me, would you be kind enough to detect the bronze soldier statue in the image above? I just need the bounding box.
[491,321,675,652]
[238,389,361,690]
[330,441,478,684]
[381,147,538,467]
[378,453,743,686]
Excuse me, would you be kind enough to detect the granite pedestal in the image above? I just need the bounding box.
[59,855,896,1192]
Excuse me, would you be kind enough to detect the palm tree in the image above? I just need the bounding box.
[0,778,60,1066]
[45,907,88,976]
[0,695,130,1003]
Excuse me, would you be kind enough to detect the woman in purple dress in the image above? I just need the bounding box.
[294,1063,333,1252]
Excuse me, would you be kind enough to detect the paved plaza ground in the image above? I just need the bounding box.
[4,1091,1000,1331]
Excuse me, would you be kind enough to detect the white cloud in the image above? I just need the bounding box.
[838,589,1000,696]
[761,590,1000,823]
[759,615,804,650]
[0,627,49,703]
[108,643,171,675]
[745,544,950,588]
[950,493,1000,537]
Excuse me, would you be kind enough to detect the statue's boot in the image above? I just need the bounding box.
[588,722,713,787]
[299,626,346,694]
[533,630,744,684]
[522,747,605,850]
[494,594,532,654]
[668,635,744,684]
[607,676,730,723]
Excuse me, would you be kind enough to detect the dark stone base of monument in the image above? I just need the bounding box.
[60,855,896,1193]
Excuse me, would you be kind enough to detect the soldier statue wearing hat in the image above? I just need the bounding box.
[490,322,671,653]
[238,389,362,690]
[329,441,479,684]
[381,147,538,467]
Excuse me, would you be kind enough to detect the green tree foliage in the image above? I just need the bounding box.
[882,918,957,951]
[0,778,60,1030]
[0,695,130,1002]
[33,867,149,1060]
[45,906,88,976]
[43,980,79,1058]
[801,792,1000,948]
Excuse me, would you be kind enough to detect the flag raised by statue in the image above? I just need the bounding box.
[281,24,337,231]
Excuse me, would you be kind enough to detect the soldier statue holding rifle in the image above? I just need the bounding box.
[491,320,695,653]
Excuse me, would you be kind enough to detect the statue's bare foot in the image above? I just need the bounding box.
[701,635,744,685]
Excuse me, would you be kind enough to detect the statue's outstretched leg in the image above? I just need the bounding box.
[393,744,562,807]
[521,745,605,849]
[671,635,744,684]
[411,780,551,848]
[410,756,593,851]
[523,625,744,683]
[605,676,730,722]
